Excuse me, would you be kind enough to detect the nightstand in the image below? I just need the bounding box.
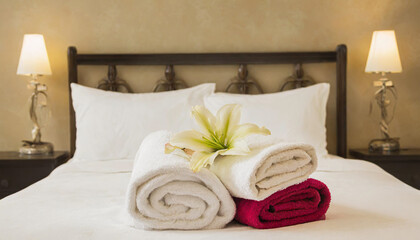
[349,149,420,190]
[0,151,70,199]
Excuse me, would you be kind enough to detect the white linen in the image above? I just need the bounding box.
[210,135,317,201]
[126,131,235,230]
[71,83,215,161]
[0,156,420,240]
[204,83,330,158]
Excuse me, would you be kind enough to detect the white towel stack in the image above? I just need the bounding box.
[125,131,235,230]
[210,135,318,201]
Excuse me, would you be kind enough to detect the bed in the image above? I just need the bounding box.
[1,45,419,239]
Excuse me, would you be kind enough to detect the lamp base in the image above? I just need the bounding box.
[368,138,400,153]
[19,141,54,155]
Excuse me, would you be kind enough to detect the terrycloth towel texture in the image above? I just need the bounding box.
[210,135,318,201]
[126,131,236,230]
[234,178,331,229]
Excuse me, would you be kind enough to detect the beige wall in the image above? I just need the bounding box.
[1,0,419,154]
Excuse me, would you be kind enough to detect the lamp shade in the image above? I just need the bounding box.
[17,34,52,76]
[365,30,402,73]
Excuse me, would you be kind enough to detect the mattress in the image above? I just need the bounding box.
[0,155,419,240]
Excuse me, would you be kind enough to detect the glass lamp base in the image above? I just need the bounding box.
[19,141,54,155]
[368,138,400,153]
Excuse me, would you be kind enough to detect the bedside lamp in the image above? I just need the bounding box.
[365,30,402,152]
[17,34,53,154]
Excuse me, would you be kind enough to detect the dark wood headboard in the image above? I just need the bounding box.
[67,45,347,157]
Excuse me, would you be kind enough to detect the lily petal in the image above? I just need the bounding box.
[164,143,178,154]
[216,104,241,144]
[219,139,250,156]
[189,151,220,172]
[191,105,217,137]
[228,123,271,145]
[170,130,214,152]
[171,148,192,160]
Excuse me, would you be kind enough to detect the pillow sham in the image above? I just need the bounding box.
[71,83,215,161]
[204,83,330,158]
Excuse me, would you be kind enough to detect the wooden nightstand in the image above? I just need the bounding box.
[0,151,70,199]
[349,149,420,189]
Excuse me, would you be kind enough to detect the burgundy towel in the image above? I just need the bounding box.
[234,178,331,229]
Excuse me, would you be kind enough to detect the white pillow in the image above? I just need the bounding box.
[71,83,215,161]
[204,83,330,158]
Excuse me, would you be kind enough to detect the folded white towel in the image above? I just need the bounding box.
[210,135,318,201]
[126,131,235,230]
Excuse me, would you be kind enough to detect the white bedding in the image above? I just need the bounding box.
[1,155,419,240]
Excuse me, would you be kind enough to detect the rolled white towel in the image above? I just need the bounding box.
[210,135,318,201]
[126,131,235,230]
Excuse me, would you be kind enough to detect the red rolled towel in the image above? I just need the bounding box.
[234,178,331,229]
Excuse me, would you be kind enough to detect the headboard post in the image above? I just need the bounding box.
[336,44,347,157]
[68,46,78,156]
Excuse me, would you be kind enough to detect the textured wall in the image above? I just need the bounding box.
[0,0,419,154]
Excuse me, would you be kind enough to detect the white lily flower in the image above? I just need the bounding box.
[168,104,271,172]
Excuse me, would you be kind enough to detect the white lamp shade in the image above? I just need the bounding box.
[17,34,52,76]
[365,30,402,73]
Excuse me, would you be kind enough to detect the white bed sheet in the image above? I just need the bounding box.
[0,155,419,240]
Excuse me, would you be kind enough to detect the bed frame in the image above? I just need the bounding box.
[67,45,347,157]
